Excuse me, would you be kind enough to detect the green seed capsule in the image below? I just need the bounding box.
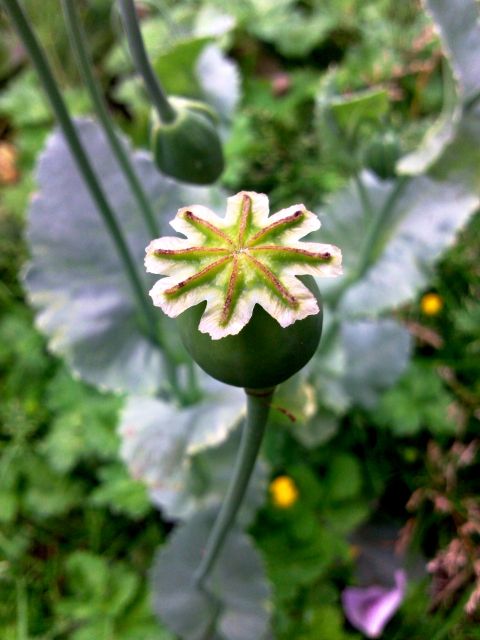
[363,132,401,180]
[177,277,323,389]
[150,98,224,185]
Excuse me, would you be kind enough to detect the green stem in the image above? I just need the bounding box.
[193,388,274,588]
[354,175,409,280]
[186,360,202,404]
[353,172,373,222]
[321,174,410,349]
[16,579,28,640]
[3,0,182,398]
[118,0,176,124]
[326,173,410,310]
[61,0,160,238]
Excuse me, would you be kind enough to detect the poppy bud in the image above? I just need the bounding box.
[150,97,224,185]
[363,132,401,180]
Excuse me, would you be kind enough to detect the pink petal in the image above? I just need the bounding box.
[341,569,407,638]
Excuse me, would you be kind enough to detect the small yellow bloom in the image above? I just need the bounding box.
[421,292,443,316]
[270,475,299,508]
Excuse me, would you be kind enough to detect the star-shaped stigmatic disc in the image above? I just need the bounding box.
[145,191,342,340]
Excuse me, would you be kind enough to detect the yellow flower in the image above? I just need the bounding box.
[270,475,299,508]
[421,292,443,316]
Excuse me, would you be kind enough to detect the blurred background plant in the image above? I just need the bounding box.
[1,0,479,638]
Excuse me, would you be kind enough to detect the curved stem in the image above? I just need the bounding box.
[354,175,409,279]
[62,0,159,238]
[193,388,274,588]
[118,0,176,124]
[3,0,182,399]
[325,174,410,311]
[353,172,373,222]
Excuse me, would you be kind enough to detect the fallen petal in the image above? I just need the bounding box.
[341,569,407,638]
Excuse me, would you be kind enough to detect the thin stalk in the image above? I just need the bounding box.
[353,172,373,222]
[118,0,176,124]
[186,360,202,404]
[324,175,409,311]
[3,0,182,398]
[321,174,410,350]
[16,579,28,640]
[193,388,274,588]
[62,0,159,238]
[354,175,409,280]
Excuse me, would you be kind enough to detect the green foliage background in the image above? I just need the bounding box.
[1,0,479,638]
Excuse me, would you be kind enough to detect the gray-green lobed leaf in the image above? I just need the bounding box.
[397,106,461,176]
[196,44,240,127]
[316,171,392,279]
[317,171,478,317]
[119,385,266,522]
[312,319,412,412]
[25,118,222,394]
[341,319,412,409]
[428,103,480,193]
[399,0,480,174]
[425,0,480,104]
[151,510,272,640]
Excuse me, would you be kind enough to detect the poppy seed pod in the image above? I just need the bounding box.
[177,276,323,388]
[145,191,342,388]
[150,97,224,185]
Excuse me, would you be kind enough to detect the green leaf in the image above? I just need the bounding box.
[373,361,459,436]
[329,89,389,139]
[89,464,151,520]
[151,511,272,640]
[115,43,239,137]
[21,455,84,517]
[40,369,120,473]
[153,36,213,97]
[325,453,362,502]
[299,604,359,640]
[56,551,151,638]
[105,16,169,74]
[25,118,222,394]
[397,106,461,176]
[257,519,349,601]
[236,0,335,58]
[0,491,18,523]
[0,70,90,127]
[323,500,370,535]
